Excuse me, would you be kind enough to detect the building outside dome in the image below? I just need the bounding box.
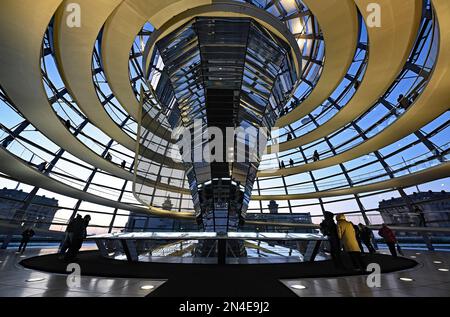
[0,0,449,303]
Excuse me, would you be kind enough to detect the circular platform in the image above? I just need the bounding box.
[20,251,418,297]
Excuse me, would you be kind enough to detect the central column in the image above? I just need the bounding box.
[152,17,297,236]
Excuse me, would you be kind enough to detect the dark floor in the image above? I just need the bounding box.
[20,251,417,297]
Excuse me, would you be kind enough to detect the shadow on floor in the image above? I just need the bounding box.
[20,251,417,297]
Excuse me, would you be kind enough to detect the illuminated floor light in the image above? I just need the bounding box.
[399,277,414,282]
[19,255,26,258]
[410,256,417,259]
[26,277,46,282]
[438,268,449,272]
[433,261,443,264]
[140,285,155,290]
[291,284,307,290]
[415,253,421,255]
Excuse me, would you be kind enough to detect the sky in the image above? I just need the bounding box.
[0,0,448,233]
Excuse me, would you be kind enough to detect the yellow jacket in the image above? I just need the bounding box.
[336,214,361,252]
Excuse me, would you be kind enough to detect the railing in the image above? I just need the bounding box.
[263,2,437,163]
[1,135,140,203]
[4,125,446,204]
[1,205,449,252]
[245,220,450,233]
[2,96,447,210]
[257,146,449,194]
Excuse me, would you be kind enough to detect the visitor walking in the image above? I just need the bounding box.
[358,223,376,254]
[336,214,365,271]
[378,223,398,257]
[414,205,426,227]
[18,227,35,253]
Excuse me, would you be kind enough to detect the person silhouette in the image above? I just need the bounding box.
[358,223,376,254]
[64,215,90,261]
[336,214,365,271]
[378,223,398,257]
[18,227,35,253]
[320,212,344,269]
[313,150,320,162]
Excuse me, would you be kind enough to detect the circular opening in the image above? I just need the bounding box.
[291,284,307,290]
[140,285,155,290]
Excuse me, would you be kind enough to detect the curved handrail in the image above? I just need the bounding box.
[267,0,423,154]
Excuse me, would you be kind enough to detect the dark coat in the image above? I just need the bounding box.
[320,212,339,247]
[379,226,397,243]
[71,217,86,240]
[21,229,35,240]
[360,226,373,242]
[66,217,76,233]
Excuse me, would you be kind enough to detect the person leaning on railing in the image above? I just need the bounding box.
[358,223,376,254]
[63,214,91,261]
[59,215,79,258]
[378,223,398,257]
